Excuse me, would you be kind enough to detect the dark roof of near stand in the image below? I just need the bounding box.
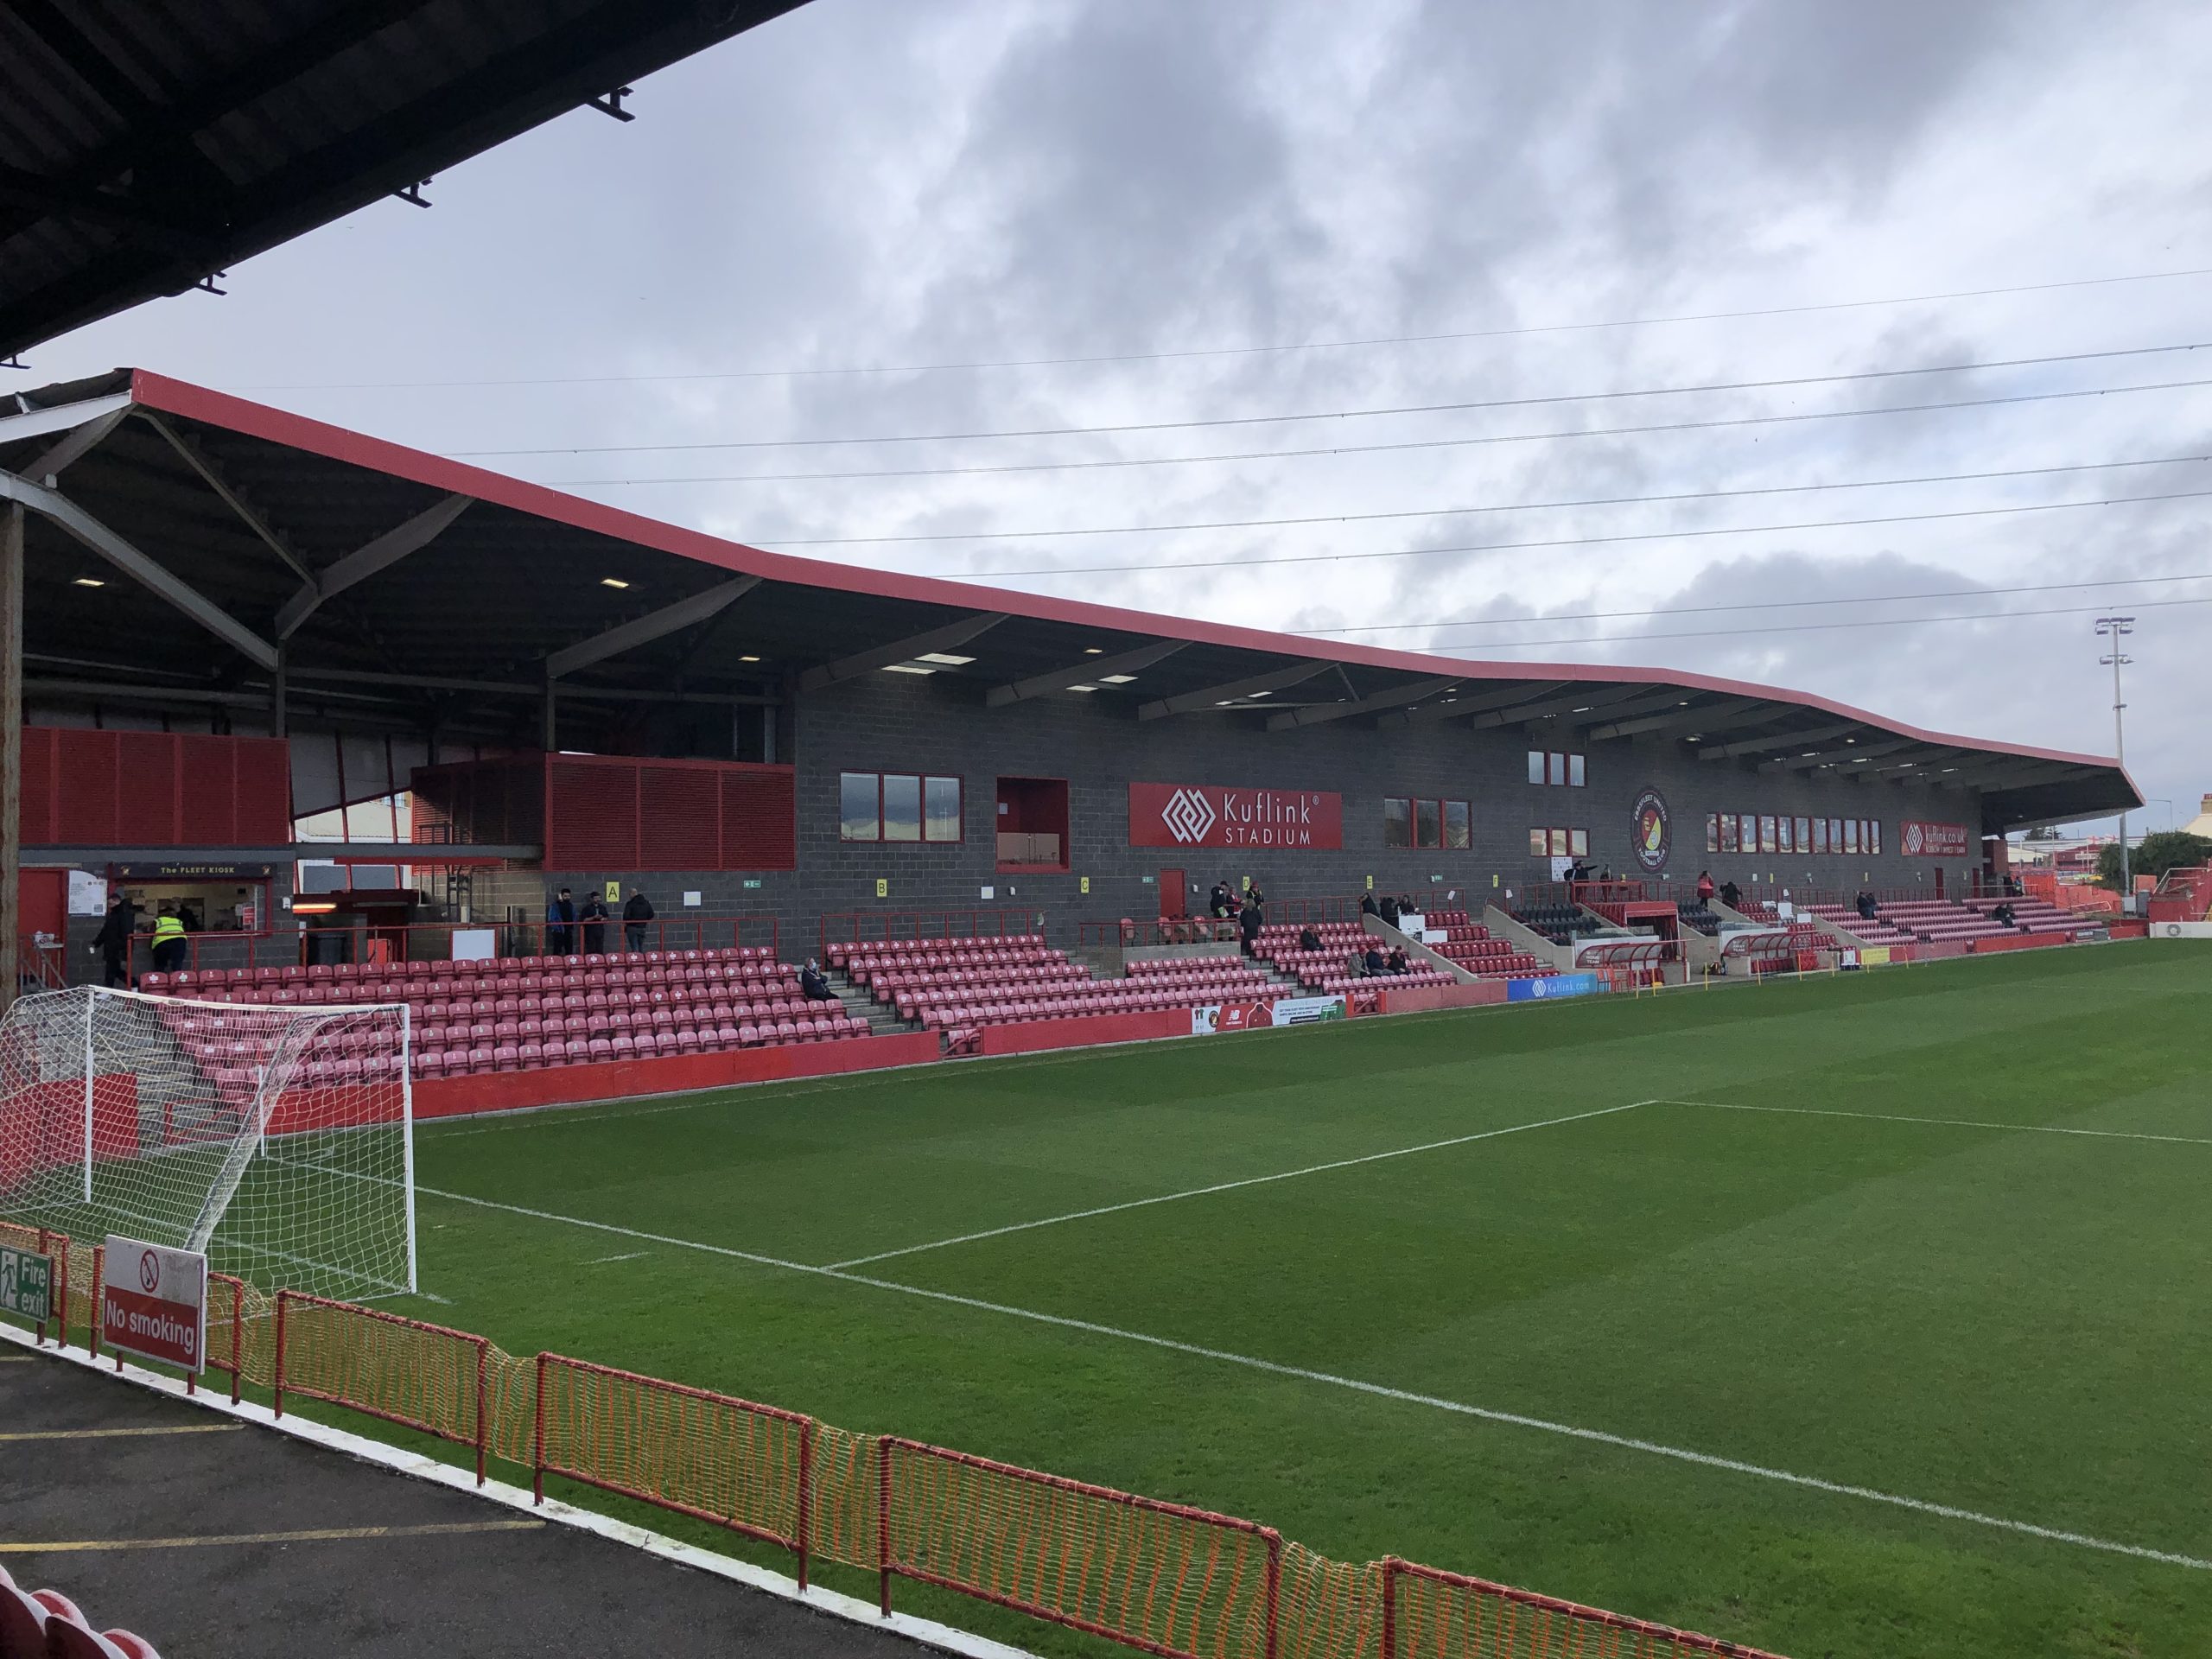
[0,367,2141,833]
[0,0,808,358]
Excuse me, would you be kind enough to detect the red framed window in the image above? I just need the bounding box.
[1719,813,1738,853]
[1383,798,1413,849]
[1443,799,1471,850]
[840,772,963,842]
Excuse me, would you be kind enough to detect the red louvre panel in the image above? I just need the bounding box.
[639,766,718,869]
[19,728,56,843]
[179,734,238,844]
[54,729,120,843]
[721,766,796,871]
[546,759,639,868]
[115,732,180,842]
[233,738,294,842]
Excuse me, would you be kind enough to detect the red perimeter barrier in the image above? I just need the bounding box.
[1367,982,1508,1015]
[533,1353,815,1589]
[1381,1557,1787,1659]
[1968,930,2073,956]
[975,1008,1192,1056]
[879,1437,1282,1659]
[274,1290,492,1484]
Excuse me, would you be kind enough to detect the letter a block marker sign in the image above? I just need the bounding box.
[102,1236,207,1373]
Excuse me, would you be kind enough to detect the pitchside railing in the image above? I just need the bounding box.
[118,915,784,977]
[0,1229,1789,1659]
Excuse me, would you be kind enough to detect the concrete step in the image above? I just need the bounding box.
[830,971,917,1036]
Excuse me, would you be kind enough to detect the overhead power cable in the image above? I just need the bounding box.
[543,375,2212,486]
[451,340,2210,456]
[1381,593,2212,653]
[1303,570,2212,636]
[750,453,2212,545]
[893,486,2212,581]
[245,264,2212,390]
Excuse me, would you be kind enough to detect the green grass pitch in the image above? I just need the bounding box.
[386,942,2211,1657]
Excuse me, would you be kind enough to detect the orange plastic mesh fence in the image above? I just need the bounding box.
[534,1353,811,1573]
[880,1436,1282,1659]
[1383,1560,1788,1659]
[0,1244,1789,1659]
[274,1291,491,1479]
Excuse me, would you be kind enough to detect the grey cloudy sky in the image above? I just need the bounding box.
[27,0,2212,831]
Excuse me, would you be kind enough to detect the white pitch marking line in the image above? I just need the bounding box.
[412,1179,2212,1573]
[586,1251,649,1264]
[824,1100,1661,1269]
[1668,1098,2212,1146]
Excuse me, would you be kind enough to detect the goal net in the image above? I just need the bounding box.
[0,987,413,1300]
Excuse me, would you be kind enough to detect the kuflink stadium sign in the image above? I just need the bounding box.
[1128,784,1343,850]
[1507,972,1599,1002]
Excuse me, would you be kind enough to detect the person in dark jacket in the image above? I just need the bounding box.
[1358,892,1379,918]
[1208,880,1234,918]
[89,890,134,987]
[800,957,836,1001]
[623,887,655,952]
[1719,879,1742,909]
[1297,924,1323,952]
[579,892,609,955]
[545,888,576,956]
[1378,893,1401,926]
[1386,946,1411,975]
[1362,944,1389,976]
[1238,894,1263,957]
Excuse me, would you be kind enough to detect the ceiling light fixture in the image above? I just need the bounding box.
[600,576,630,589]
[1098,674,1136,684]
[1068,683,1100,693]
[882,664,936,676]
[739,654,760,663]
[73,575,105,588]
[914,652,975,666]
[1083,647,1103,655]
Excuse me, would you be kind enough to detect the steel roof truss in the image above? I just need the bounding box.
[275,493,474,640]
[798,613,1009,690]
[988,639,1189,707]
[545,575,760,679]
[1137,659,1332,720]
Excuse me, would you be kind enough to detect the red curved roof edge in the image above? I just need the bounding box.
[128,369,2136,793]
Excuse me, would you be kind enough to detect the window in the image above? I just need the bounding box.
[925,775,963,842]
[1529,827,1548,857]
[1547,752,1567,786]
[1705,812,1720,854]
[1844,820,1859,853]
[1829,817,1843,852]
[842,772,962,842]
[1548,828,1570,856]
[1444,799,1471,850]
[1383,797,1412,849]
[1569,828,1589,857]
[839,772,879,842]
[1568,753,1586,787]
[1720,813,1739,854]
[1814,818,1828,854]
[882,773,921,842]
[1528,751,1546,785]
[1533,827,1587,858]
[1778,817,1793,855]
[1530,752,1585,788]
[1414,798,1442,849]
[1759,815,1777,854]
[1868,820,1882,855]
[1795,816,1810,853]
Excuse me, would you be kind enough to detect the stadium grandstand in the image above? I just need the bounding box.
[0,365,2139,1070]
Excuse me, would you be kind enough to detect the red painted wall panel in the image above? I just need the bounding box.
[721,766,796,871]
[640,766,718,868]
[54,730,119,844]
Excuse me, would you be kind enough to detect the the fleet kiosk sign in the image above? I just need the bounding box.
[1129,785,1342,849]
[101,1236,207,1373]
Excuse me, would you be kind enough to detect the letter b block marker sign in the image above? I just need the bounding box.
[102,1236,208,1373]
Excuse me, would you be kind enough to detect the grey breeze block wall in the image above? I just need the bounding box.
[541,673,1990,953]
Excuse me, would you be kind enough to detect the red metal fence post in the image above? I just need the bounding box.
[272,1289,289,1419]
[474,1338,489,1486]
[33,1227,50,1346]
[797,1419,813,1594]
[877,1437,893,1617]
[230,1278,243,1405]
[532,1352,548,1505]
[1379,1557,1395,1659]
[1263,1529,1281,1659]
[87,1246,102,1362]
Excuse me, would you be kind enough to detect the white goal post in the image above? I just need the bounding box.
[0,986,414,1300]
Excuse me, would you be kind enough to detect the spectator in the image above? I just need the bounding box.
[1209,880,1234,918]
[1855,890,1878,922]
[1358,891,1379,918]
[89,890,134,988]
[1991,900,2017,927]
[1238,893,1263,957]
[1297,923,1323,952]
[623,886,655,952]
[1245,879,1267,908]
[1695,869,1716,905]
[1378,893,1402,926]
[545,887,576,956]
[800,957,837,1001]
[579,891,609,955]
[1362,944,1389,976]
[149,906,189,975]
[1386,945,1411,975]
[1719,879,1742,909]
